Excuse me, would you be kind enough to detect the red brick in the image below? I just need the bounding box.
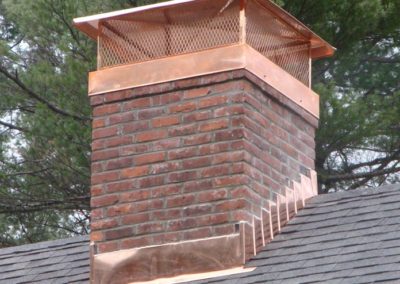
[215,129,243,141]
[92,118,106,128]
[138,175,165,188]
[183,180,213,193]
[121,237,151,249]
[168,171,197,183]
[167,194,195,208]
[169,102,196,113]
[199,143,230,155]
[150,162,180,175]
[123,97,151,111]
[182,157,212,169]
[182,133,212,146]
[91,194,119,208]
[90,231,104,242]
[91,218,118,230]
[137,223,164,235]
[138,108,164,120]
[182,111,211,123]
[198,189,227,203]
[152,184,181,198]
[134,152,165,166]
[136,129,167,142]
[200,165,230,178]
[183,204,212,217]
[92,126,118,139]
[122,121,149,134]
[216,199,247,212]
[168,147,197,160]
[104,136,132,148]
[121,166,149,179]
[197,213,229,226]
[104,227,133,241]
[152,209,181,221]
[91,208,104,220]
[184,228,212,239]
[92,140,105,151]
[91,185,104,196]
[121,213,150,225]
[91,172,119,185]
[160,92,182,104]
[167,218,197,231]
[213,151,244,164]
[214,224,236,235]
[183,87,211,100]
[152,138,181,151]
[198,95,227,109]
[106,181,133,193]
[199,119,229,132]
[152,116,180,128]
[213,176,243,187]
[214,105,244,117]
[168,124,197,137]
[105,157,133,171]
[120,189,150,202]
[120,144,149,156]
[152,232,182,244]
[109,112,134,125]
[97,241,118,254]
[93,104,120,117]
[106,203,134,217]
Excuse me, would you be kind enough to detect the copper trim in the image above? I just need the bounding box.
[88,44,320,118]
[310,170,318,196]
[93,234,243,283]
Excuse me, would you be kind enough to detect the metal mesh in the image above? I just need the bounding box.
[97,0,311,86]
[98,0,241,68]
[246,0,310,85]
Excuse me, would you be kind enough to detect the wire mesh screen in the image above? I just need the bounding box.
[97,0,311,86]
[98,0,241,68]
[246,0,310,85]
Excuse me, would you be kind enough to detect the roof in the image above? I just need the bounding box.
[1,184,400,283]
[0,236,89,284]
[73,0,335,59]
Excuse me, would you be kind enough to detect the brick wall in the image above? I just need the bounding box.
[89,71,318,254]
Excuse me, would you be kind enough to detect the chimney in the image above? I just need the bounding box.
[74,0,334,283]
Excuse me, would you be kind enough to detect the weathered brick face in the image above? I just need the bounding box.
[90,71,317,254]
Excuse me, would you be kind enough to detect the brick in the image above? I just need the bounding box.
[91,208,104,220]
[91,194,119,208]
[106,181,133,193]
[168,123,197,137]
[104,136,132,148]
[137,223,164,235]
[120,189,151,202]
[152,138,181,151]
[213,175,243,187]
[121,213,150,225]
[152,116,180,128]
[121,237,151,249]
[183,87,211,99]
[150,162,180,175]
[215,129,243,141]
[121,166,149,179]
[91,219,118,230]
[123,97,151,111]
[134,152,165,166]
[152,232,182,244]
[198,189,227,203]
[199,118,229,132]
[183,180,213,193]
[168,147,197,160]
[183,204,212,217]
[92,126,118,139]
[109,112,134,125]
[167,194,195,208]
[138,108,164,120]
[167,218,197,231]
[182,133,212,146]
[138,175,165,188]
[91,162,103,174]
[104,227,133,241]
[92,118,106,128]
[169,102,196,113]
[91,172,119,185]
[92,140,105,151]
[152,209,181,221]
[216,199,247,212]
[152,184,181,198]
[93,104,120,117]
[184,228,212,239]
[199,143,230,155]
[97,241,118,254]
[197,213,229,226]
[198,95,227,109]
[168,171,197,183]
[200,165,230,178]
[214,105,244,117]
[105,157,133,171]
[182,111,211,123]
[136,129,167,142]
[160,92,182,104]
[182,157,212,169]
[90,231,104,242]
[106,203,134,217]
[213,151,244,164]
[120,144,149,156]
[214,224,236,235]
[122,121,149,134]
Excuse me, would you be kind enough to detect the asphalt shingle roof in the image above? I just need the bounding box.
[0,235,89,284]
[1,184,399,284]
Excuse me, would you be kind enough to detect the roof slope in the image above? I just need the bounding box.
[0,235,89,284]
[1,184,400,283]
[190,184,400,284]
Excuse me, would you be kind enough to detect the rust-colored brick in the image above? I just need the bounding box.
[90,71,317,253]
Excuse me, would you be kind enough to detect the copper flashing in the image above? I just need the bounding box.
[88,44,320,118]
[93,234,243,283]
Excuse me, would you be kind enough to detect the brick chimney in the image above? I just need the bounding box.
[74,0,334,283]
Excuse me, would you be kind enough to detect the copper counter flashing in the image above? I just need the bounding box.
[131,267,256,284]
[92,234,243,284]
[88,44,320,118]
